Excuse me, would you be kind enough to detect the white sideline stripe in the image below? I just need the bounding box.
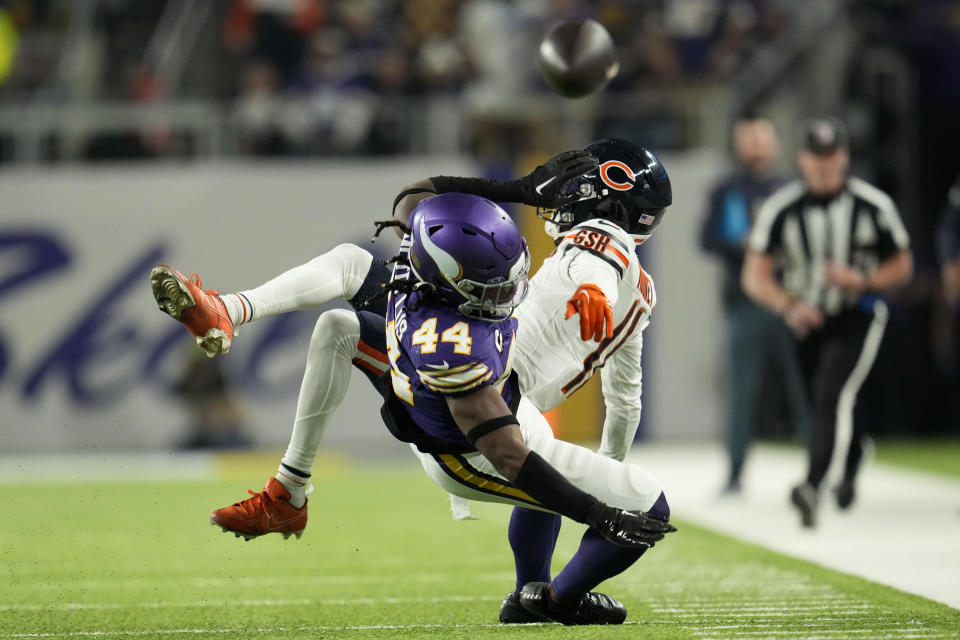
[638,580,844,589]
[675,612,901,620]
[654,604,875,612]
[650,600,863,606]
[627,444,960,609]
[0,621,647,638]
[703,636,943,640]
[24,572,513,591]
[696,630,935,637]
[636,577,833,583]
[0,595,499,612]
[710,637,945,640]
[0,452,216,484]
[661,609,890,617]
[646,596,860,603]
[692,619,913,625]
[689,623,930,630]
[696,633,945,637]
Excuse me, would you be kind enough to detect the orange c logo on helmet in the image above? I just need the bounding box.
[599,160,635,191]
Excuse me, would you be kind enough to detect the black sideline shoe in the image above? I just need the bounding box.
[790,482,819,528]
[518,581,627,625]
[834,481,855,510]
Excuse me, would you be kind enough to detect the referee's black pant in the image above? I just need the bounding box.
[797,301,888,490]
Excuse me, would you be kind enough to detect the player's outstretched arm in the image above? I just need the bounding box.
[446,386,676,548]
[431,149,597,209]
[392,150,598,232]
[393,178,437,231]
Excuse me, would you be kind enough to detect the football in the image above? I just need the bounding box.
[538,18,620,99]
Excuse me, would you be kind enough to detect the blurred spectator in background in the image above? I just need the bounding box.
[172,348,252,451]
[458,0,544,162]
[700,115,810,495]
[84,63,178,160]
[233,58,289,156]
[0,0,805,163]
[602,2,680,96]
[742,117,913,528]
[704,0,787,79]
[938,172,960,312]
[224,0,324,86]
[934,171,960,388]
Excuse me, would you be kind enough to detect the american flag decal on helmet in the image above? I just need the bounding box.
[638,213,656,225]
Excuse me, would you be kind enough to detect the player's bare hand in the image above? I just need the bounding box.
[518,150,599,208]
[783,301,824,338]
[825,263,867,292]
[565,283,614,342]
[587,505,677,549]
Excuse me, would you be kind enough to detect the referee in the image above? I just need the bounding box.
[742,117,913,527]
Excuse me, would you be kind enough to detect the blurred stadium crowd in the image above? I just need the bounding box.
[0,0,796,160]
[0,0,957,440]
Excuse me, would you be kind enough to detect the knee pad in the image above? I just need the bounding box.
[328,242,373,268]
[310,309,360,356]
[300,243,378,305]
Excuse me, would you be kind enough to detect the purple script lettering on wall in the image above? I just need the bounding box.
[0,231,71,381]
[2,229,328,408]
[22,244,167,405]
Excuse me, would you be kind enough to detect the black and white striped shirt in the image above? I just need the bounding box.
[748,176,910,316]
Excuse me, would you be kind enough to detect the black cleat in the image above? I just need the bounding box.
[834,481,855,510]
[790,482,819,528]
[519,582,626,625]
[720,477,742,497]
[499,591,547,624]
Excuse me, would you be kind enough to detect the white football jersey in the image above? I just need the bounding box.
[513,218,656,460]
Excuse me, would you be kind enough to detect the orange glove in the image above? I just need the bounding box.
[565,284,614,342]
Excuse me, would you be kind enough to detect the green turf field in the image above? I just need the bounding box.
[873,439,960,481]
[1,462,958,639]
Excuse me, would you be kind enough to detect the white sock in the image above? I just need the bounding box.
[221,292,252,329]
[275,465,309,508]
[225,244,373,328]
[278,309,361,507]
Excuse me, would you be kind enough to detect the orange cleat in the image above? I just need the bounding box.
[210,477,307,541]
[150,265,234,357]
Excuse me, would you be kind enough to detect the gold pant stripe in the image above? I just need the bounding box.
[436,453,540,506]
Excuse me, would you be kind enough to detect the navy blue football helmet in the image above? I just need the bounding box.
[408,193,530,321]
[538,138,672,244]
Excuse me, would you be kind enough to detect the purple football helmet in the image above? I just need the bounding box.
[408,193,530,321]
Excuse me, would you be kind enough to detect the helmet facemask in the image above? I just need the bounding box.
[536,177,600,239]
[453,247,531,321]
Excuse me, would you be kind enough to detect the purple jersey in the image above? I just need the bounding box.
[384,237,518,451]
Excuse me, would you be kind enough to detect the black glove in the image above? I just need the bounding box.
[586,504,678,549]
[515,149,599,208]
